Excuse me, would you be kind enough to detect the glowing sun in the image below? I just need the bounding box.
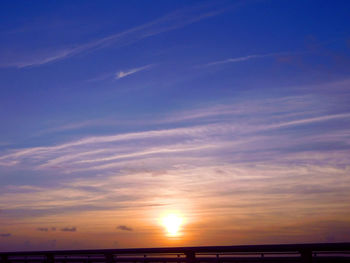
[162,214,183,237]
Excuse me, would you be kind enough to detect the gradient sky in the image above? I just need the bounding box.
[1,0,350,252]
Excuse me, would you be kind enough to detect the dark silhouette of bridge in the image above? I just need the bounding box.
[1,243,350,263]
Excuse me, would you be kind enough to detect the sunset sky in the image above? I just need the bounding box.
[1,0,350,252]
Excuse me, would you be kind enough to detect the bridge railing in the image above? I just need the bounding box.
[1,242,350,263]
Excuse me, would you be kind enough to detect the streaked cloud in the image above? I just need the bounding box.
[117,225,133,231]
[0,80,349,247]
[202,52,290,67]
[266,112,350,129]
[1,0,350,251]
[115,64,153,79]
[0,3,230,68]
[60,227,77,232]
[36,227,49,232]
[0,93,349,174]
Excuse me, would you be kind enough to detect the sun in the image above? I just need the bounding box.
[162,214,183,237]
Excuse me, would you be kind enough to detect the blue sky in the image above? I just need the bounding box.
[0,0,350,251]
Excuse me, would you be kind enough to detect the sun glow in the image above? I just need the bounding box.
[162,214,183,237]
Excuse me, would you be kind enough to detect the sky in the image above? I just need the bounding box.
[0,0,350,252]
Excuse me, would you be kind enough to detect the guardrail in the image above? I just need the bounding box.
[1,243,350,263]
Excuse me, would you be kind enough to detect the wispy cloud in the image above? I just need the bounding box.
[266,112,350,129]
[1,94,349,173]
[159,95,315,123]
[115,64,153,79]
[28,78,350,138]
[1,3,231,68]
[117,225,133,231]
[0,82,349,245]
[2,49,77,68]
[36,227,49,232]
[36,227,56,232]
[60,227,77,232]
[0,233,11,237]
[202,52,290,67]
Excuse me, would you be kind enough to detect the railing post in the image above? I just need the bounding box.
[299,250,312,263]
[46,254,55,263]
[185,251,196,263]
[105,253,114,263]
[260,253,264,262]
[1,255,9,263]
